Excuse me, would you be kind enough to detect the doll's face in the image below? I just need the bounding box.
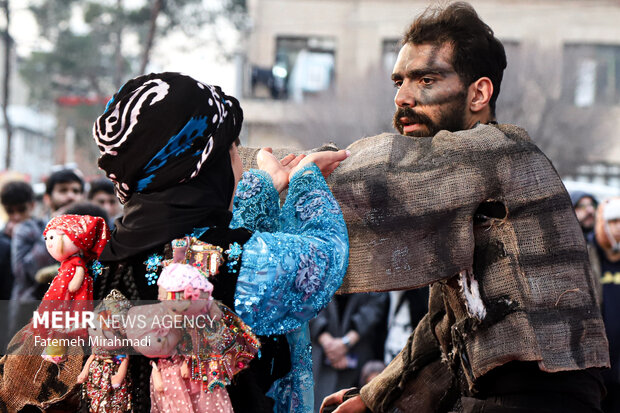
[126,304,182,358]
[88,313,123,350]
[159,286,212,316]
[44,229,80,262]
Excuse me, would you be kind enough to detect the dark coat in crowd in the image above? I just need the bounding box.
[310,293,388,410]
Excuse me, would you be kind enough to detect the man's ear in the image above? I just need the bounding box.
[468,77,493,113]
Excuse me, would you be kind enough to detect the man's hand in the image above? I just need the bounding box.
[324,337,348,364]
[290,150,350,180]
[257,148,305,193]
[4,221,15,238]
[331,356,349,370]
[320,388,368,413]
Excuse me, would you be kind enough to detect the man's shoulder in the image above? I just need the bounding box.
[13,217,46,237]
[448,123,532,145]
[346,124,536,157]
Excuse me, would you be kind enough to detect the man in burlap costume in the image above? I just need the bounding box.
[307,3,609,412]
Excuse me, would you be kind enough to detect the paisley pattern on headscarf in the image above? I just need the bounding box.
[93,72,243,204]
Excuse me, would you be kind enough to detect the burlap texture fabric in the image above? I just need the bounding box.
[240,124,604,292]
[0,325,83,412]
[240,123,610,411]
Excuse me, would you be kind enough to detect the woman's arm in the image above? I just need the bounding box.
[230,169,281,233]
[234,162,349,336]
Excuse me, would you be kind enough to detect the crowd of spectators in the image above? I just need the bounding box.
[0,170,121,349]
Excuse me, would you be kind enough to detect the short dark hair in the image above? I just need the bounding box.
[45,169,84,195]
[0,181,34,206]
[403,2,507,114]
[88,178,115,200]
[62,201,109,223]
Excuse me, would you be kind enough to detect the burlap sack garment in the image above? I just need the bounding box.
[240,123,609,411]
[0,325,83,412]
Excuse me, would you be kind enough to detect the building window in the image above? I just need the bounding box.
[382,39,400,73]
[251,36,336,101]
[563,43,620,107]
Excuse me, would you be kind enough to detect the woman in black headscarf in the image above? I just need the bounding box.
[92,72,349,412]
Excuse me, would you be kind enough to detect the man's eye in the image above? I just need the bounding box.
[421,77,434,85]
[393,81,402,89]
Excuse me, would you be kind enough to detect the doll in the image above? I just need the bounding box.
[156,262,235,413]
[157,238,260,406]
[78,289,132,413]
[126,303,190,412]
[36,214,109,363]
[0,215,109,412]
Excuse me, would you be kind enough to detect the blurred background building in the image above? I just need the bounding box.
[0,0,619,193]
[240,0,620,186]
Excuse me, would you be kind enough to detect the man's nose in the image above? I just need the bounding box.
[395,82,416,107]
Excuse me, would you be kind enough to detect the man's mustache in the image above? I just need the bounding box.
[393,107,434,131]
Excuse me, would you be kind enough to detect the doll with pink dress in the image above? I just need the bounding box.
[127,236,260,412]
[126,302,191,412]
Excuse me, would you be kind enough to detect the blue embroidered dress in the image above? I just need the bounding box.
[230,163,349,413]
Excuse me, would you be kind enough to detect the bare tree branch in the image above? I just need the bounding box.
[2,0,11,169]
[139,0,162,75]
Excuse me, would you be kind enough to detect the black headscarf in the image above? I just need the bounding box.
[93,72,243,260]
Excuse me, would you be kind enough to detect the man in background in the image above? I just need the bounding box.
[88,178,121,228]
[9,169,84,335]
[570,190,598,239]
[0,181,36,350]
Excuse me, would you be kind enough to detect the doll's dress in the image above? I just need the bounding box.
[84,352,132,413]
[34,255,93,341]
[150,355,233,413]
[183,303,260,392]
[43,255,93,302]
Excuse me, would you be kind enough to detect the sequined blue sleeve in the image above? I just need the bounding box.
[234,163,349,336]
[230,169,281,233]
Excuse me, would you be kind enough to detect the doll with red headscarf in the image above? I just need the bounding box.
[0,215,110,412]
[36,214,109,362]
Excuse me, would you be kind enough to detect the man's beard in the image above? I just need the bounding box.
[393,92,467,137]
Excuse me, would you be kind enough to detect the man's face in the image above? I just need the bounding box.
[2,202,34,237]
[391,42,468,137]
[575,196,596,231]
[91,191,121,219]
[47,181,83,212]
[608,219,620,243]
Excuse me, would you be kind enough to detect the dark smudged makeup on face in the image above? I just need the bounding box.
[391,42,471,137]
[393,89,467,137]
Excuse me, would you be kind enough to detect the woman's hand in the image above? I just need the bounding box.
[257,148,305,193]
[289,150,350,181]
